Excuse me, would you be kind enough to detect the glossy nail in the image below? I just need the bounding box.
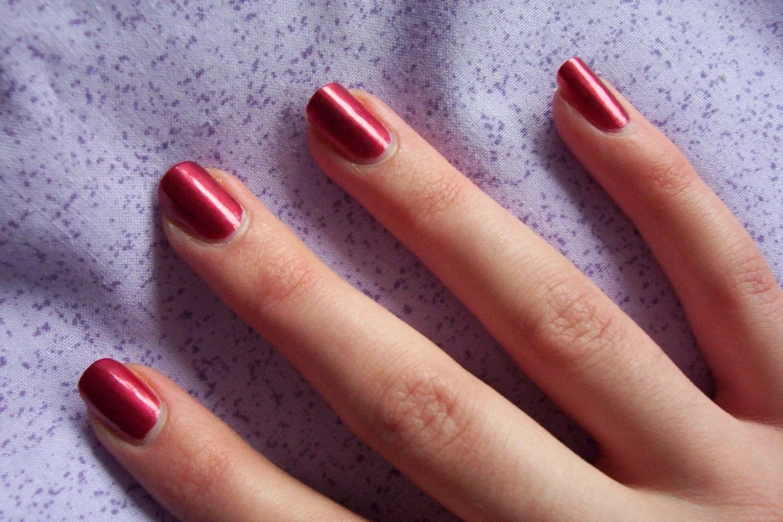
[78,359,161,441]
[158,161,243,241]
[557,57,629,132]
[306,82,392,164]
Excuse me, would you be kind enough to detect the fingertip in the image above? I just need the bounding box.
[305,82,398,165]
[555,57,630,133]
[157,161,245,243]
[79,359,165,445]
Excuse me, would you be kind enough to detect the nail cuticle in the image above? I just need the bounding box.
[87,397,167,447]
[338,129,399,169]
[164,205,249,248]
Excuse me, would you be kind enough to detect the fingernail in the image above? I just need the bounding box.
[158,161,243,241]
[306,82,392,164]
[78,359,161,442]
[557,57,629,132]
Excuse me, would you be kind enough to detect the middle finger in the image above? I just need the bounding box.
[305,83,731,483]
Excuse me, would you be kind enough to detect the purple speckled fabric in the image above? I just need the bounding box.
[1,1,782,520]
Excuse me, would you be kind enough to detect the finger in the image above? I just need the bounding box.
[78,359,362,522]
[553,57,783,420]
[305,83,730,483]
[157,162,631,520]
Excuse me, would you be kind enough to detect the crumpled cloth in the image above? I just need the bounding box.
[1,1,781,520]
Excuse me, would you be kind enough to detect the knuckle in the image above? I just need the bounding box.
[403,166,468,226]
[721,239,781,305]
[373,365,471,455]
[527,272,622,370]
[163,435,234,519]
[642,152,696,201]
[246,239,322,310]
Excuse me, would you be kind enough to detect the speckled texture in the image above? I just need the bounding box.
[1,1,781,520]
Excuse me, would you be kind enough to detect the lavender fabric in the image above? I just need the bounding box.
[2,1,782,520]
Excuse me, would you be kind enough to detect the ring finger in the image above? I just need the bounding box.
[157,162,632,521]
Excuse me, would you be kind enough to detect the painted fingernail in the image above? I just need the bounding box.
[78,359,161,442]
[557,57,629,132]
[306,82,392,164]
[158,161,243,241]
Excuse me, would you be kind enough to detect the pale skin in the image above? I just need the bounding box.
[87,84,783,520]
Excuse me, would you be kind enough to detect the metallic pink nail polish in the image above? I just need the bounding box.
[158,161,243,241]
[306,82,392,163]
[78,359,160,441]
[557,57,630,132]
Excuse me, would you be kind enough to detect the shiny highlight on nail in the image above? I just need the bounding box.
[78,359,160,441]
[306,82,392,164]
[557,57,629,132]
[158,161,243,241]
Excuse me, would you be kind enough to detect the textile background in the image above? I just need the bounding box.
[1,1,782,520]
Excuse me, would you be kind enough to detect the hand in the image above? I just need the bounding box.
[77,58,783,521]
